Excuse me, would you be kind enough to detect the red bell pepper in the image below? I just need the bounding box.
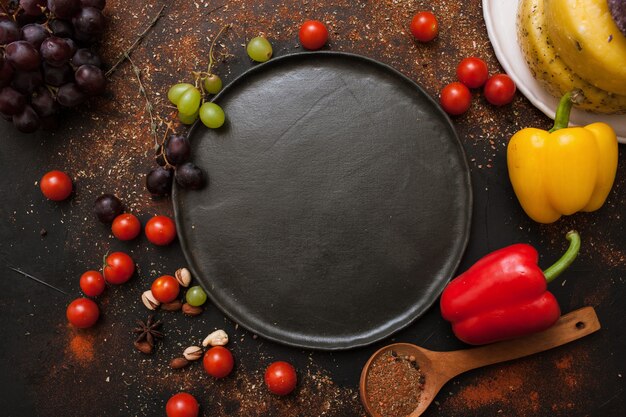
[440,231,580,345]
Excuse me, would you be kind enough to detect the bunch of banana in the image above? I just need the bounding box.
[517,0,626,113]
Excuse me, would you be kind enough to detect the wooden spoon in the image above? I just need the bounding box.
[359,306,601,417]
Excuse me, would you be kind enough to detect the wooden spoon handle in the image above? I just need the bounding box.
[445,307,600,377]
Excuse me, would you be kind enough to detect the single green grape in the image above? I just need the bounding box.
[199,102,225,129]
[167,83,194,105]
[186,285,207,307]
[204,74,223,95]
[177,87,202,116]
[178,109,199,125]
[246,36,273,62]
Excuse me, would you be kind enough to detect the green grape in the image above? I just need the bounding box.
[178,109,199,125]
[167,83,194,105]
[177,87,202,116]
[246,36,273,62]
[186,285,207,307]
[204,74,223,95]
[199,102,225,129]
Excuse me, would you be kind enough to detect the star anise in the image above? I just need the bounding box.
[133,314,163,354]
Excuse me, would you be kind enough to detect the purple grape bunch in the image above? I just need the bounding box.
[146,134,207,196]
[0,0,107,133]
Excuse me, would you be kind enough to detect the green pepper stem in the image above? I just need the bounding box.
[548,92,574,132]
[543,231,581,283]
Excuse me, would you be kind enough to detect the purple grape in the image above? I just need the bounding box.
[48,19,73,38]
[11,70,43,94]
[64,37,76,54]
[146,166,174,196]
[47,0,80,19]
[40,36,72,67]
[80,0,105,10]
[21,23,49,49]
[5,41,40,71]
[13,105,40,133]
[71,48,101,67]
[72,7,104,36]
[43,63,73,86]
[0,58,14,88]
[0,86,26,115]
[175,163,206,190]
[31,86,58,117]
[20,0,46,16]
[164,134,191,166]
[93,193,123,223]
[56,82,86,107]
[0,19,21,45]
[74,64,105,95]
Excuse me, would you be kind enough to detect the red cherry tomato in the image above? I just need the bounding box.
[103,251,135,284]
[151,275,180,303]
[40,170,73,201]
[145,215,177,246]
[66,297,99,328]
[264,361,297,396]
[111,213,141,241]
[298,20,329,50]
[165,392,199,417]
[484,73,516,106]
[79,270,106,297]
[440,82,472,116]
[456,57,489,89]
[203,346,234,378]
[410,11,438,42]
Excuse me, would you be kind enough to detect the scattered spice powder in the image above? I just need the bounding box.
[366,350,425,417]
[68,331,95,364]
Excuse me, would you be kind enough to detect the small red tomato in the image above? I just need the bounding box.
[151,275,179,303]
[111,213,141,241]
[40,170,73,201]
[203,346,234,379]
[410,11,438,42]
[103,251,135,284]
[264,361,297,396]
[440,82,472,116]
[145,215,177,246]
[79,270,106,297]
[299,20,329,50]
[66,297,99,328]
[484,73,516,106]
[456,57,489,89]
[165,392,199,417]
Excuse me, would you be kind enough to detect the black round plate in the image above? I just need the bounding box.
[173,52,472,350]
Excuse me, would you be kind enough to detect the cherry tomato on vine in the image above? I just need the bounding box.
[103,251,135,284]
[111,213,141,241]
[410,11,438,42]
[484,73,516,106]
[79,270,106,297]
[66,297,99,328]
[151,275,179,303]
[456,57,489,89]
[145,215,176,246]
[40,170,73,201]
[165,392,199,417]
[264,361,297,396]
[203,346,234,378]
[440,82,472,116]
[299,20,328,50]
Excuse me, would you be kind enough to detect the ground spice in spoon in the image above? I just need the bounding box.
[366,350,425,417]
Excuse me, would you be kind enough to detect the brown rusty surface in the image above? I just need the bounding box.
[0,0,624,416]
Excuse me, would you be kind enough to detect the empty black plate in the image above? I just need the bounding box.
[173,52,472,350]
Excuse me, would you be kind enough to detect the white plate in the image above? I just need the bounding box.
[482,0,626,143]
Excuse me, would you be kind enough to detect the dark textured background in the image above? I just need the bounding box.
[0,1,624,416]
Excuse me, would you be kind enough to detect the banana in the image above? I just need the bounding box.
[517,0,626,113]
[544,0,626,95]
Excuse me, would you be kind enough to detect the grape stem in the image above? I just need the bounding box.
[105,4,166,78]
[207,24,232,75]
[126,54,158,147]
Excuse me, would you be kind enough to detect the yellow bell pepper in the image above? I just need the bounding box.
[507,91,619,223]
